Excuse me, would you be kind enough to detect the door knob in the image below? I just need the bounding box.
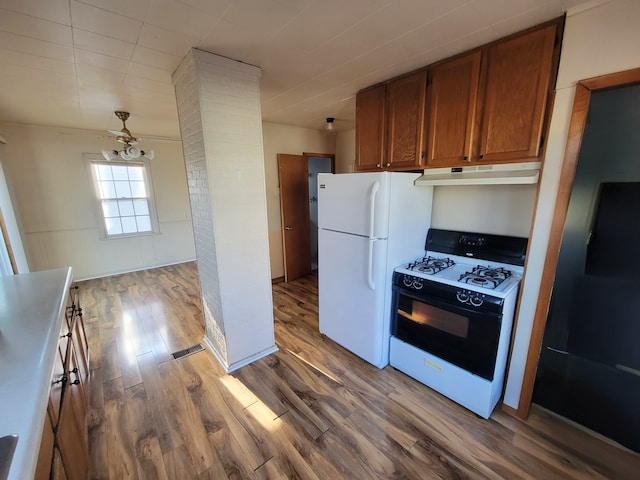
[285,226,293,230]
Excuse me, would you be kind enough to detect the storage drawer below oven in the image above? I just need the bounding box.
[389,336,504,419]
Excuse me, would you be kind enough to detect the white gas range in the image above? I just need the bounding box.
[389,229,527,418]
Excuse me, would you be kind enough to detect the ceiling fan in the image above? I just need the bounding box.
[102,111,154,161]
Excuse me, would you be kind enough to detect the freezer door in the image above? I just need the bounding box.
[318,229,390,368]
[317,172,390,238]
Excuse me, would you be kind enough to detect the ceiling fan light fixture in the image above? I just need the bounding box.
[105,111,154,161]
[325,117,335,131]
[141,149,155,160]
[102,149,118,161]
[125,145,140,158]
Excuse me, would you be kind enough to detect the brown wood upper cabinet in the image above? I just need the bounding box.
[385,69,428,169]
[356,69,427,171]
[425,20,560,168]
[426,50,481,167]
[355,84,386,170]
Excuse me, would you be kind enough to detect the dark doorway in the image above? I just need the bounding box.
[533,84,640,452]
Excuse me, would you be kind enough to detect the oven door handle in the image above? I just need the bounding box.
[367,238,376,290]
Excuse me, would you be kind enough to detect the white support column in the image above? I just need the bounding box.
[172,49,276,372]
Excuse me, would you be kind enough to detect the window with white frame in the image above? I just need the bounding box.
[89,158,158,237]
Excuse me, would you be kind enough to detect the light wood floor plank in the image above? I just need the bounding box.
[80,262,640,480]
[123,383,168,480]
[103,376,138,479]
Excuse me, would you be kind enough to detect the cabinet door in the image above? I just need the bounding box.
[48,338,68,428]
[71,309,89,387]
[478,23,557,162]
[57,380,89,480]
[386,69,427,169]
[51,446,69,480]
[34,412,55,480]
[356,85,386,171]
[67,345,88,437]
[426,51,481,167]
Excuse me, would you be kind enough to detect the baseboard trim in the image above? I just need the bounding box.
[501,402,519,418]
[202,336,278,373]
[271,276,285,284]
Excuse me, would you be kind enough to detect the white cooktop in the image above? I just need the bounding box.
[394,252,523,298]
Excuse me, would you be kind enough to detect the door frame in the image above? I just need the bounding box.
[302,152,335,173]
[278,152,335,282]
[0,207,18,274]
[516,67,640,419]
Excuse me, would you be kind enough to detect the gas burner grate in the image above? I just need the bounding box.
[458,266,512,289]
[407,256,455,275]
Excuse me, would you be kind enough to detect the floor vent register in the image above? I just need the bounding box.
[172,343,204,360]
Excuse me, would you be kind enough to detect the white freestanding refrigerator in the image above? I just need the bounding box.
[317,172,433,368]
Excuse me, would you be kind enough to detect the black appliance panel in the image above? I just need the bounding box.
[425,229,528,266]
[391,283,503,380]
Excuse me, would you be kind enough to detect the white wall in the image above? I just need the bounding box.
[0,124,195,280]
[503,0,640,408]
[262,122,335,279]
[431,185,536,237]
[335,129,356,173]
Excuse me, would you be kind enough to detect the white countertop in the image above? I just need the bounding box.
[0,267,73,480]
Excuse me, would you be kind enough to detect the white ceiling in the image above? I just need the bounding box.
[0,0,587,139]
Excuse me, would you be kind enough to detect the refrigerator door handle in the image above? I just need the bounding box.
[367,180,380,291]
[368,180,380,240]
[367,238,376,290]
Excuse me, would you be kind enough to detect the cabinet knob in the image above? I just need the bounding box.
[386,163,390,167]
[463,156,468,161]
[479,154,484,160]
[376,163,381,168]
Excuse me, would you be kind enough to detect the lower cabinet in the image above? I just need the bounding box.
[52,447,68,480]
[57,374,90,480]
[34,413,55,480]
[37,285,90,480]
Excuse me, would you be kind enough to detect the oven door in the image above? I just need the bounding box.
[391,284,502,380]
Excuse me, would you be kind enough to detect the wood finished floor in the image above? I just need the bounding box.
[80,262,640,479]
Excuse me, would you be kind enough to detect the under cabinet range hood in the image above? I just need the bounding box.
[414,162,541,186]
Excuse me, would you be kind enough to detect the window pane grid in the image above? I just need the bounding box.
[92,160,154,237]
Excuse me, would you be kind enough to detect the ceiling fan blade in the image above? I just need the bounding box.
[109,129,127,136]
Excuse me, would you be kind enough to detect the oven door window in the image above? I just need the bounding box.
[393,290,502,380]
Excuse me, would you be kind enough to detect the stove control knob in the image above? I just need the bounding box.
[469,294,484,307]
[412,278,423,290]
[403,275,413,287]
[456,290,469,303]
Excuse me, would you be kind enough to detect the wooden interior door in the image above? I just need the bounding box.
[278,154,311,282]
